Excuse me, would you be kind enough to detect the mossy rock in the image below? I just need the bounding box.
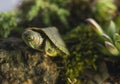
[0,37,59,84]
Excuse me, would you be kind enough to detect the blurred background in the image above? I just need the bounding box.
[0,0,120,83]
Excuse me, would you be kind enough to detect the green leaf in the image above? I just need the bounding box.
[86,18,103,36]
[105,41,119,56]
[113,33,120,41]
[107,20,116,37]
[115,40,120,51]
[102,33,112,42]
[97,43,110,55]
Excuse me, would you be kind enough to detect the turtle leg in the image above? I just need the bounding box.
[45,40,58,57]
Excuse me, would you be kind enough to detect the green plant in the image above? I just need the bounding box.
[63,25,100,83]
[94,0,117,21]
[27,0,69,27]
[87,18,120,56]
[0,11,17,38]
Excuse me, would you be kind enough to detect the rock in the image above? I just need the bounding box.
[0,37,59,84]
[80,61,110,84]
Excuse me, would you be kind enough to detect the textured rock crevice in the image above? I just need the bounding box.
[0,37,59,84]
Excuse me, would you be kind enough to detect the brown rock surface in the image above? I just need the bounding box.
[0,37,59,84]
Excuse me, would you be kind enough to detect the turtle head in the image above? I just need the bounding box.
[22,30,44,49]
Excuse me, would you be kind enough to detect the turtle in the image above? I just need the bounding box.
[22,27,69,57]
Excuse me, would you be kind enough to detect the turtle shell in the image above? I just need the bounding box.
[26,27,69,55]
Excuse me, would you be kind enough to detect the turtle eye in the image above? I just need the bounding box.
[27,35,34,41]
[23,32,34,41]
